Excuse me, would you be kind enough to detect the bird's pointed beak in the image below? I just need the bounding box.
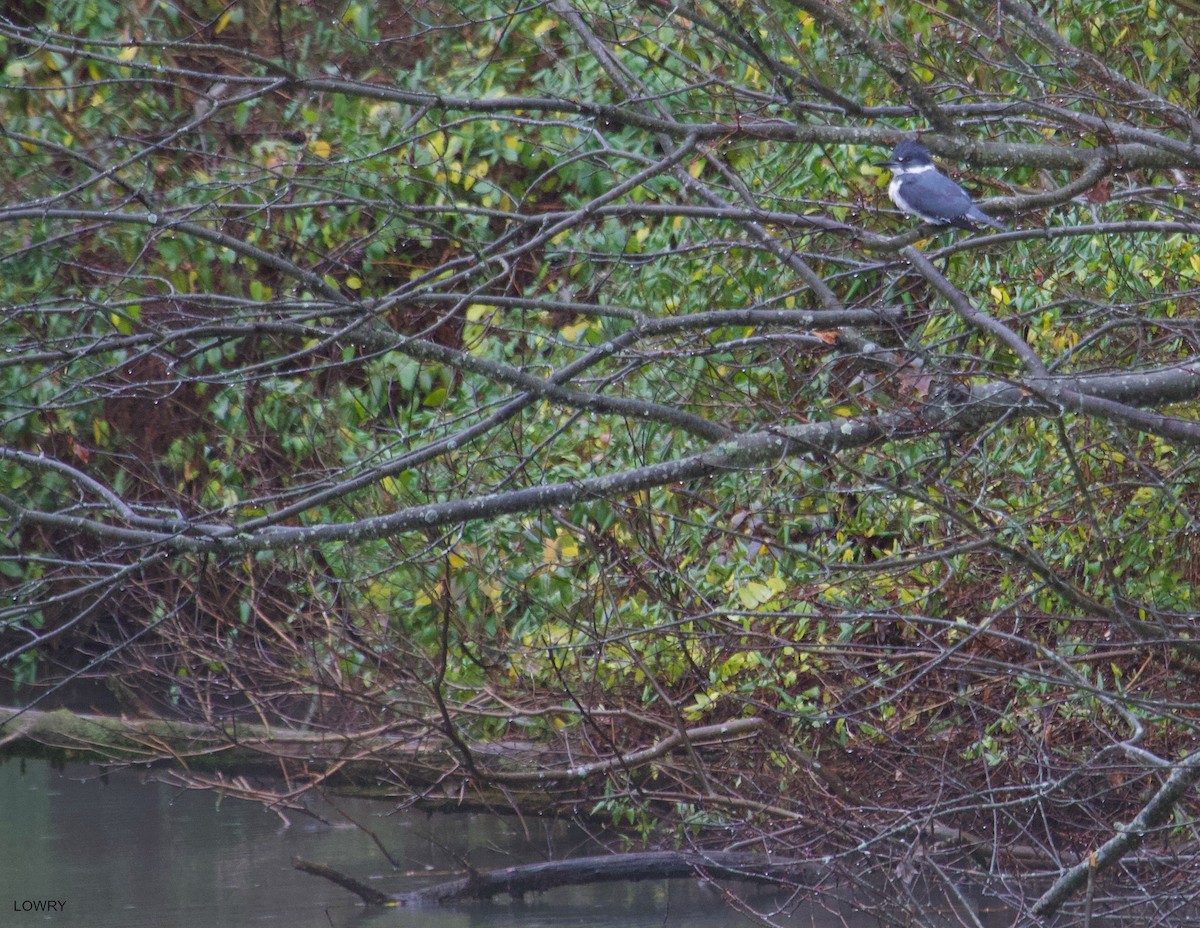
[874,160,896,169]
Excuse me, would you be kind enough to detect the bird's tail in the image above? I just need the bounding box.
[970,207,1007,230]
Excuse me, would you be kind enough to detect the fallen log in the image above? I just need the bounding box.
[0,704,771,814]
[294,850,829,906]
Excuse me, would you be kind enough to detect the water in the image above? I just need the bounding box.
[0,757,1017,928]
[0,759,789,928]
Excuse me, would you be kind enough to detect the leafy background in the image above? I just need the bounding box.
[2,1,1199,921]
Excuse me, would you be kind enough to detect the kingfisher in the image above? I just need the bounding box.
[875,140,1005,231]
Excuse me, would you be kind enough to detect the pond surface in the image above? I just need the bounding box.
[0,758,1000,928]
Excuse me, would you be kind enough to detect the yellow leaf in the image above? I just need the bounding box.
[214,9,233,34]
[737,581,774,609]
[309,139,331,158]
[532,17,558,37]
[117,45,138,62]
[560,320,589,342]
[542,530,578,563]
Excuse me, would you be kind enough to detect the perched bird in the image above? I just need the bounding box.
[875,140,1005,231]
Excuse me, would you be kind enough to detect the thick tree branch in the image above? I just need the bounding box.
[1032,749,1200,919]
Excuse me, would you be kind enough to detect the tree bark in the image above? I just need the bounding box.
[294,851,829,906]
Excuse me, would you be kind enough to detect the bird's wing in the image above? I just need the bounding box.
[903,171,974,223]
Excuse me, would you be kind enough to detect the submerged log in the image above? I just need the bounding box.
[293,850,828,907]
[292,858,394,906]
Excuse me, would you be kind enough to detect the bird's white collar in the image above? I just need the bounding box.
[891,162,937,176]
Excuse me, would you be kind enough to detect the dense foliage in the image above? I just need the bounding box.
[1,1,1199,924]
